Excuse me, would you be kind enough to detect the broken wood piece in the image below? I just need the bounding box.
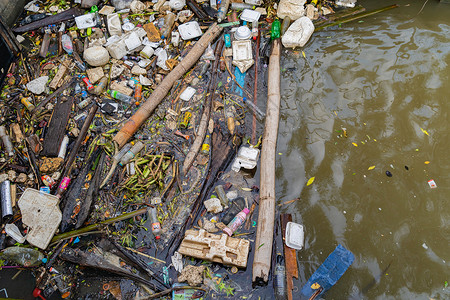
[41,96,73,157]
[13,8,84,33]
[49,61,69,90]
[281,214,299,300]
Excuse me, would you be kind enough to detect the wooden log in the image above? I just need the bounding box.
[113,23,223,148]
[252,39,281,283]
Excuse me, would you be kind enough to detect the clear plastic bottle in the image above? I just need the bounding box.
[108,89,133,104]
[0,125,14,156]
[61,34,73,55]
[215,185,228,208]
[148,207,162,240]
[91,77,107,95]
[1,247,44,267]
[113,143,132,162]
[274,255,287,300]
[119,141,144,166]
[160,12,176,39]
[243,97,265,122]
[223,208,250,236]
[217,0,231,22]
[231,2,253,10]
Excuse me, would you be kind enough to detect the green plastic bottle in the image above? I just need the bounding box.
[271,19,281,40]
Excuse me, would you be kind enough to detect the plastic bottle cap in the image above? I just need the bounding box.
[155,236,161,240]
[243,208,250,214]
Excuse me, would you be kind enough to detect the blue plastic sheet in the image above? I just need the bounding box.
[301,244,355,298]
[234,66,245,96]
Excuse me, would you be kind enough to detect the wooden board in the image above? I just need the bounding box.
[41,96,73,157]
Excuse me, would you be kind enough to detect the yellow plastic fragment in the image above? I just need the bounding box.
[420,128,429,136]
[352,142,358,147]
[368,166,375,170]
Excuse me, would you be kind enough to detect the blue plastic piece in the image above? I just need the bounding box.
[301,244,355,298]
[234,67,245,96]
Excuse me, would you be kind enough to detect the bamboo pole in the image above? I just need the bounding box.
[113,24,223,148]
[252,39,281,283]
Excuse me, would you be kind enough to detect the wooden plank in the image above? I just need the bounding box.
[41,96,73,157]
[49,61,69,90]
[281,213,299,300]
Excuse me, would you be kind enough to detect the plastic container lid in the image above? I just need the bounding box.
[234,26,252,40]
[285,221,304,250]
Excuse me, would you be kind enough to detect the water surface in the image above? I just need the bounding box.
[277,1,450,298]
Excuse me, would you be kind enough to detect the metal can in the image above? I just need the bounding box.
[0,180,13,221]
[21,97,35,111]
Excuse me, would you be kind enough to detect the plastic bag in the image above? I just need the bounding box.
[201,43,215,60]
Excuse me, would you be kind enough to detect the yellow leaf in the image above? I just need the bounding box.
[420,128,429,136]
[241,187,252,191]
[352,142,358,147]
[302,51,306,59]
[425,161,430,164]
[307,177,315,186]
[368,166,375,170]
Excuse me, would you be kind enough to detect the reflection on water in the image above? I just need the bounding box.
[277,1,450,299]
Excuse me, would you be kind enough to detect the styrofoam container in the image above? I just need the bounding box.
[75,13,96,29]
[240,9,261,23]
[124,32,142,51]
[285,222,304,250]
[232,40,253,61]
[180,87,196,101]
[178,21,203,40]
[231,146,260,172]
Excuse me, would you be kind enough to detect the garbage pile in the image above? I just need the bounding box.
[0,0,363,298]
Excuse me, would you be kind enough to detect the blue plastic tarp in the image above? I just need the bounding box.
[301,244,355,298]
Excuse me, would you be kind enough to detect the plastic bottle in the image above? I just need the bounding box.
[281,17,291,35]
[74,60,86,72]
[90,77,107,95]
[149,207,162,240]
[81,76,94,91]
[61,34,73,55]
[217,0,231,22]
[201,134,211,155]
[113,143,132,162]
[243,97,265,122]
[271,19,281,40]
[160,13,176,39]
[231,2,253,10]
[134,83,142,102]
[215,185,228,208]
[224,34,231,48]
[119,141,144,166]
[252,21,258,40]
[58,136,69,158]
[1,247,44,267]
[223,208,250,236]
[274,255,287,300]
[0,126,14,156]
[108,89,133,104]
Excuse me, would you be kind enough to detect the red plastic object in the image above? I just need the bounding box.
[33,288,46,300]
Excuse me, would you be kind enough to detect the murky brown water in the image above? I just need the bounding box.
[277,1,450,299]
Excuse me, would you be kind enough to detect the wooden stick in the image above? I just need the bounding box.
[182,40,224,176]
[252,39,281,283]
[113,23,223,148]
